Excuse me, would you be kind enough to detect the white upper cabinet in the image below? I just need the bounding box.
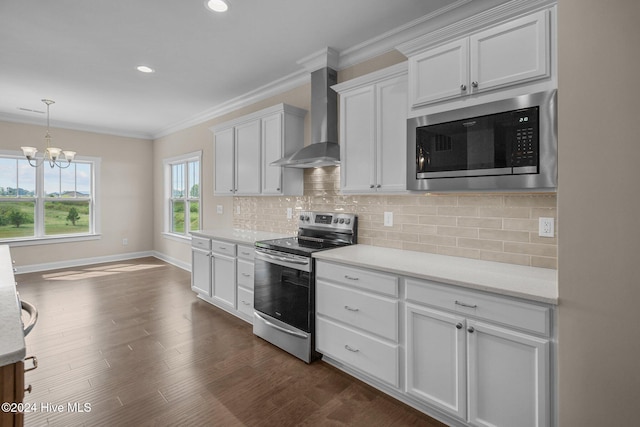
[409,38,469,106]
[470,10,550,93]
[261,108,305,196]
[405,9,552,110]
[333,63,408,194]
[234,119,261,195]
[213,127,235,195]
[212,104,306,196]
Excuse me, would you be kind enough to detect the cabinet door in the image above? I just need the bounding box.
[234,119,261,195]
[214,127,235,195]
[212,253,236,310]
[409,38,469,108]
[467,320,550,427]
[340,85,376,193]
[376,74,408,192]
[261,112,283,195]
[191,248,211,297]
[405,304,467,421]
[470,10,550,93]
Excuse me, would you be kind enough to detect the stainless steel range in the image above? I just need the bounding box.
[253,211,357,363]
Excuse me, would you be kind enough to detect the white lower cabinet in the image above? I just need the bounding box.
[315,261,400,388]
[191,238,257,324]
[316,260,555,427]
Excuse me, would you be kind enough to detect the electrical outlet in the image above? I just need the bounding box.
[384,211,394,227]
[216,205,223,215]
[538,217,555,237]
[286,207,293,219]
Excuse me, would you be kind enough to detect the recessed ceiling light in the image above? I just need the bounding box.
[136,65,155,73]
[206,0,228,12]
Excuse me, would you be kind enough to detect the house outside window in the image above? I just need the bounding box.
[0,151,99,243]
[164,151,201,238]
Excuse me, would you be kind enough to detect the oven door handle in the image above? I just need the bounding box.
[254,312,308,339]
[255,250,309,266]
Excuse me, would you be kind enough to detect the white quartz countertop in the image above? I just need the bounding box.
[0,245,26,367]
[313,245,558,305]
[191,228,292,246]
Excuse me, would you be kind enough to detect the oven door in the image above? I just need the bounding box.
[253,248,312,333]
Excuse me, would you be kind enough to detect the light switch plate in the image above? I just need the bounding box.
[384,211,394,227]
[217,205,223,215]
[286,207,293,219]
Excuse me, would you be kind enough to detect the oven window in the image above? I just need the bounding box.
[254,258,311,332]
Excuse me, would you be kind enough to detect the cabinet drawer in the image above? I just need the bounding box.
[317,280,398,342]
[316,261,398,297]
[317,317,399,388]
[211,239,236,257]
[237,287,254,318]
[237,259,254,290]
[191,236,210,250]
[406,279,551,336]
[237,245,255,261]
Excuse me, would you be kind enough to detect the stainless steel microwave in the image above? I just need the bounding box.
[407,90,557,192]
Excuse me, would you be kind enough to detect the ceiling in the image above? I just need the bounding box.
[0,0,507,140]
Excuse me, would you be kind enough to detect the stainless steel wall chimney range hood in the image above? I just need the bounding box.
[270,66,339,168]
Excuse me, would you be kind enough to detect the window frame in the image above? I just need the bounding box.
[163,150,202,241]
[0,150,101,246]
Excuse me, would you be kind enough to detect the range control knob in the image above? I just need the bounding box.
[333,218,339,223]
[345,219,351,225]
[339,218,345,224]
[304,216,310,221]
[299,215,305,221]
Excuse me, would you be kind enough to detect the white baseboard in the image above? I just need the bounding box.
[15,251,155,274]
[152,251,191,272]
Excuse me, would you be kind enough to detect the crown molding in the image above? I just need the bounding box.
[153,69,309,139]
[397,0,557,57]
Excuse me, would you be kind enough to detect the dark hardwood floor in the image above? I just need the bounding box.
[16,257,446,427]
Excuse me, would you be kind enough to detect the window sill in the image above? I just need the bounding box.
[5,234,102,247]
[162,232,192,244]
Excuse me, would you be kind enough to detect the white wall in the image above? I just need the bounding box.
[0,121,154,270]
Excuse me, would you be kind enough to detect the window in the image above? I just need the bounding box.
[164,151,201,238]
[0,152,98,243]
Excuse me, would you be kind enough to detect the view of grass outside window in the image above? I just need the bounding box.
[169,158,200,235]
[0,155,94,240]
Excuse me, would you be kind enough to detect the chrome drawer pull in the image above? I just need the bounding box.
[241,252,251,256]
[344,345,359,353]
[241,300,251,306]
[242,273,251,277]
[24,355,38,372]
[344,305,359,312]
[455,300,478,309]
[344,275,359,281]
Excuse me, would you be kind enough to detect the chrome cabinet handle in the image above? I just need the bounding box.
[344,345,359,353]
[455,300,477,309]
[370,184,375,188]
[240,300,251,306]
[460,84,467,91]
[241,251,251,255]
[24,355,38,372]
[344,275,359,281]
[467,327,475,333]
[344,305,359,312]
[471,81,478,88]
[242,273,251,277]
[376,184,381,188]
[456,323,463,329]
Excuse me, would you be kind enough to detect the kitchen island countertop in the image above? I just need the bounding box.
[0,245,26,367]
[313,244,558,305]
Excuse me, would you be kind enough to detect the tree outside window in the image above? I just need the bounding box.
[166,153,200,236]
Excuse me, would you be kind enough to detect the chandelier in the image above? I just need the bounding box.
[21,99,76,168]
